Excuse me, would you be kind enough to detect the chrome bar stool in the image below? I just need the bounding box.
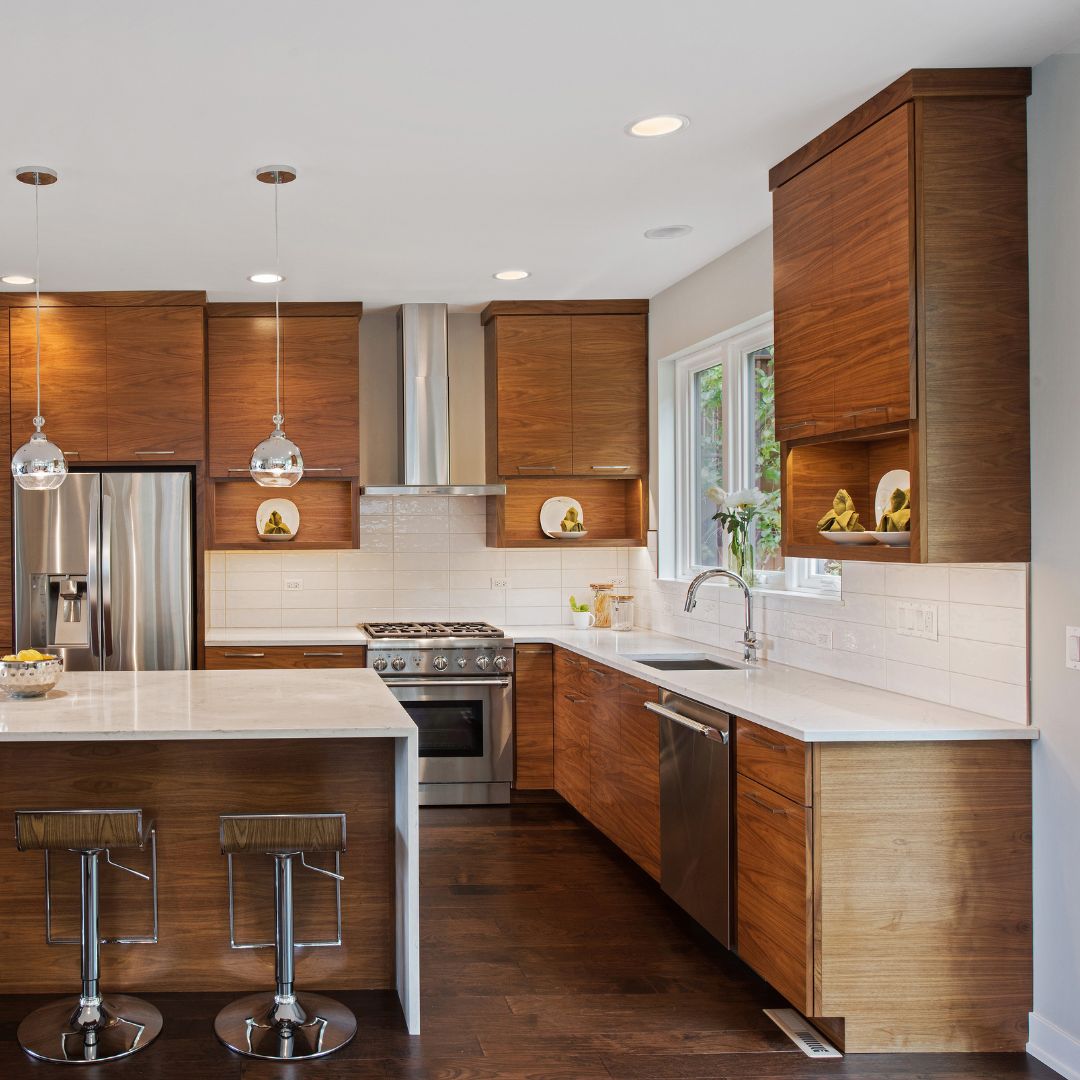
[14,808,162,1064]
[214,812,356,1061]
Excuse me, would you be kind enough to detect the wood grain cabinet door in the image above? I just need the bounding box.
[204,645,366,668]
[514,644,554,789]
[772,153,837,441]
[282,317,360,477]
[208,316,278,477]
[570,315,647,476]
[830,105,914,429]
[735,774,813,1014]
[10,308,108,462]
[492,316,573,475]
[553,666,591,817]
[106,307,206,460]
[618,674,661,880]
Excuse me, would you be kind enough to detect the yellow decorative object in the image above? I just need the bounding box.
[262,510,292,536]
[817,488,865,532]
[2,649,56,662]
[560,506,586,533]
[877,488,911,532]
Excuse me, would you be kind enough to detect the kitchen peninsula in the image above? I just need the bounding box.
[0,669,420,1034]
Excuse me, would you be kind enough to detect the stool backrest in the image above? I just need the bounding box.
[220,813,346,855]
[15,809,146,852]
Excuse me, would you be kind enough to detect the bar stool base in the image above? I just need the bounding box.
[214,991,357,1060]
[18,994,163,1064]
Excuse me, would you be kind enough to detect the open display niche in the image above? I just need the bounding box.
[488,477,646,548]
[782,424,915,563]
[208,478,359,550]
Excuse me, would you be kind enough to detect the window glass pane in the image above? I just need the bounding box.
[749,345,782,572]
[692,363,724,567]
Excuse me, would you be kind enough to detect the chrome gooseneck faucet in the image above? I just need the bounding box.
[684,569,759,663]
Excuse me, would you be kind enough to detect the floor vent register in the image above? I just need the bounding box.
[763,1009,843,1059]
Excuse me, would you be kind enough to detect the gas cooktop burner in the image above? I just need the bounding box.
[361,621,504,640]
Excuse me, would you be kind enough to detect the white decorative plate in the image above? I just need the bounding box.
[256,498,300,542]
[540,496,588,540]
[868,531,911,547]
[875,469,911,525]
[820,530,879,545]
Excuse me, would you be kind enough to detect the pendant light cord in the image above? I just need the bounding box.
[34,178,42,428]
[274,174,282,426]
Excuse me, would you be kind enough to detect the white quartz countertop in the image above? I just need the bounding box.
[0,669,416,742]
[202,624,1037,743]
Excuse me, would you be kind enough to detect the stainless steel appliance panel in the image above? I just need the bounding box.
[14,473,100,671]
[654,690,732,948]
[100,472,193,671]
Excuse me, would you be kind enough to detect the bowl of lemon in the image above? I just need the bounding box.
[0,649,63,699]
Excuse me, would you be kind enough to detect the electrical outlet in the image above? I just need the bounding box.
[491,578,507,589]
[284,579,303,591]
[896,600,937,640]
[1066,626,1080,670]
[612,576,627,587]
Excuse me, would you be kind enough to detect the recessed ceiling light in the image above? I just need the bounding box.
[1,274,35,285]
[248,272,285,284]
[626,114,689,138]
[493,269,530,281]
[644,225,693,240]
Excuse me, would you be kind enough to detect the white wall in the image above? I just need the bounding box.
[1027,49,1080,1079]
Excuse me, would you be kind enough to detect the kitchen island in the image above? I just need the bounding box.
[0,669,420,1033]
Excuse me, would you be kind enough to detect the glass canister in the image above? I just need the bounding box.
[590,583,614,628]
[610,594,635,632]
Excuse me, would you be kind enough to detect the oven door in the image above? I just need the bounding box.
[384,676,513,786]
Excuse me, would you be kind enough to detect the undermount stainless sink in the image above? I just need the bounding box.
[624,653,743,672]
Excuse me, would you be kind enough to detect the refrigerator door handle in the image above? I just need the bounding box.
[88,486,102,662]
[102,492,114,659]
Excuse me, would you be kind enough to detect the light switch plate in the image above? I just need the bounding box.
[896,600,938,640]
[284,579,303,591]
[1066,626,1080,670]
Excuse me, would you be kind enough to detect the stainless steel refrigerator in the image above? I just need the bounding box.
[13,471,194,671]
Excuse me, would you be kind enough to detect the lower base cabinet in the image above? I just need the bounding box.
[734,717,1032,1053]
[552,649,660,880]
[204,645,367,669]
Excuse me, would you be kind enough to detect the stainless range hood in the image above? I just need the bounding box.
[362,303,505,497]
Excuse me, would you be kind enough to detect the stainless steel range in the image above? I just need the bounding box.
[363,621,514,805]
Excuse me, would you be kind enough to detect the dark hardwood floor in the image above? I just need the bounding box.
[0,802,1057,1079]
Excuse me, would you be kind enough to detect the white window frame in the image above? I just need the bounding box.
[668,314,839,596]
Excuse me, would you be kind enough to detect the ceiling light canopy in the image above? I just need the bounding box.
[248,272,285,284]
[493,269,530,281]
[1,274,35,286]
[644,225,693,240]
[626,114,689,138]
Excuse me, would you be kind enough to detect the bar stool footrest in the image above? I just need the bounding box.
[214,991,357,1060]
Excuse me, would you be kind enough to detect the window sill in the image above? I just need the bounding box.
[658,576,842,604]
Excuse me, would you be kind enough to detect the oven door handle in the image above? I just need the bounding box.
[383,677,511,688]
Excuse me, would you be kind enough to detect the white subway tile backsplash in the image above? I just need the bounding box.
[949,637,1028,686]
[225,609,282,628]
[394,551,450,572]
[227,553,282,572]
[394,513,449,534]
[950,566,1027,608]
[337,589,395,609]
[284,571,338,591]
[884,564,950,600]
[282,589,338,610]
[281,552,337,572]
[886,660,950,704]
[508,549,560,570]
[949,673,1027,723]
[509,568,561,589]
[949,602,1027,647]
[393,532,451,554]
[337,550,394,573]
[394,570,451,592]
[393,496,449,516]
[339,570,394,590]
[450,550,506,572]
[282,609,338,628]
[226,591,281,610]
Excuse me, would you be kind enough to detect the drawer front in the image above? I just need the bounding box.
[736,717,812,806]
[735,774,813,1013]
[554,647,588,694]
[204,645,367,669]
[514,644,555,790]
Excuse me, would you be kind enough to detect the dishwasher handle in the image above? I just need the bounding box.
[645,700,729,744]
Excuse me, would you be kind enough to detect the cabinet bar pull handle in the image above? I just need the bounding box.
[221,652,266,658]
[64,450,81,458]
[227,468,250,473]
[777,420,816,432]
[304,467,344,473]
[842,406,889,419]
[134,450,176,456]
[744,730,788,752]
[562,693,586,704]
[303,651,345,658]
[745,791,788,816]
[590,465,629,471]
[517,465,557,472]
[588,666,611,679]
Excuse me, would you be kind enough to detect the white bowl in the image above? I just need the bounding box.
[0,658,63,699]
[820,531,879,545]
[868,531,911,547]
[553,530,589,540]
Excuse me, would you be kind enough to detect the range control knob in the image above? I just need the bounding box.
[456,657,468,669]
[433,655,448,671]
[493,654,508,671]
[391,656,407,671]
[372,657,388,672]
[475,654,490,670]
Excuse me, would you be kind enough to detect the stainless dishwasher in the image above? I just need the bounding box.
[645,689,732,948]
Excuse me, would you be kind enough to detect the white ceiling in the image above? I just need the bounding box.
[2,0,1078,310]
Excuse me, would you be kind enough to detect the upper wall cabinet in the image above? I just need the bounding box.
[771,69,1031,563]
[206,303,362,479]
[5,293,206,465]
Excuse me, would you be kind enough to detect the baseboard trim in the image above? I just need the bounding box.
[1029,1012,1080,1079]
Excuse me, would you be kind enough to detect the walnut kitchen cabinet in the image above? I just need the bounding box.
[733,716,1032,1053]
[6,294,208,465]
[203,645,367,669]
[513,644,555,789]
[552,649,591,817]
[771,68,1031,563]
[207,303,361,478]
[0,311,11,653]
[615,672,661,880]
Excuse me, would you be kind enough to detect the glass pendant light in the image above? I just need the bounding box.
[11,166,67,491]
[249,165,303,487]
